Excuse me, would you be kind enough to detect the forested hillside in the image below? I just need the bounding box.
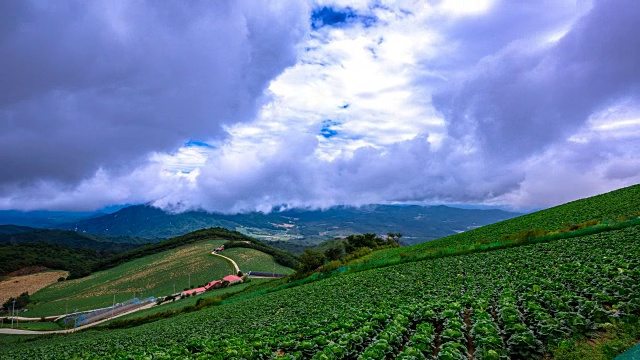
[54,204,518,244]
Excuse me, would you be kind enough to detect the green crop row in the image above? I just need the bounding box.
[1,224,638,359]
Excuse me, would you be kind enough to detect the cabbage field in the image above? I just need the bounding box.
[365,184,640,262]
[2,224,638,359]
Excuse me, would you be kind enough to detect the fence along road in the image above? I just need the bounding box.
[0,302,155,335]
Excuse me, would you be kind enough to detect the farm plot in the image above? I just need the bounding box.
[2,226,639,359]
[222,247,294,275]
[23,240,231,317]
[0,270,68,305]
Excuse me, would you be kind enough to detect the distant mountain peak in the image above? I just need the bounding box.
[46,204,519,245]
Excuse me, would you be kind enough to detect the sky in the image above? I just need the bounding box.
[1,0,639,213]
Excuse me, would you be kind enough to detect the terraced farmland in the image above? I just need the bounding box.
[3,224,638,359]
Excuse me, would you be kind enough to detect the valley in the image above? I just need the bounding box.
[10,204,519,245]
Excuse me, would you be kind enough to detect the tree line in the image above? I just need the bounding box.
[295,233,402,277]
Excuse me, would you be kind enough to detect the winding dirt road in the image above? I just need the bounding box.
[212,252,240,274]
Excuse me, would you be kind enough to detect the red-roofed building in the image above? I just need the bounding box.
[181,276,242,297]
[204,280,222,290]
[223,275,243,285]
[182,287,206,296]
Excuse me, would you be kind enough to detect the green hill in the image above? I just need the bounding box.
[0,229,152,278]
[0,227,292,281]
[1,184,639,359]
[20,232,295,317]
[23,239,233,317]
[363,183,640,262]
[0,243,116,280]
[0,225,36,235]
[0,228,147,252]
[0,210,102,228]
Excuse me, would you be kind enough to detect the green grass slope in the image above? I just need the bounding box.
[364,184,640,262]
[20,232,295,317]
[24,240,232,317]
[223,248,295,275]
[0,227,248,279]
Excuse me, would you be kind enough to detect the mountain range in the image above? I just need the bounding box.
[19,204,521,245]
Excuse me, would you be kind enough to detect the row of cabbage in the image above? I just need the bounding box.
[2,226,639,359]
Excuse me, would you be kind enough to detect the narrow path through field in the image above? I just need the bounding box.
[0,302,155,335]
[212,252,240,274]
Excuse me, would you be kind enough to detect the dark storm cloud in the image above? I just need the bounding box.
[428,0,579,69]
[432,0,640,163]
[3,0,639,212]
[154,0,640,214]
[0,1,308,187]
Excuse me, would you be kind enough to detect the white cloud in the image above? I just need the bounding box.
[1,0,639,213]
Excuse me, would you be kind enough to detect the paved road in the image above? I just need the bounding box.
[212,252,240,274]
[0,303,156,335]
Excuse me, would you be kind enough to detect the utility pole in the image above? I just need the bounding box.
[188,274,191,288]
[173,283,176,294]
[111,294,115,319]
[11,299,15,328]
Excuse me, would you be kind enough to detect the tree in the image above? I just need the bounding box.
[386,233,403,245]
[345,233,380,251]
[3,292,30,310]
[324,246,344,261]
[299,249,326,272]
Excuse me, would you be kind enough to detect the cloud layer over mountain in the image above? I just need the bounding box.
[1,0,639,212]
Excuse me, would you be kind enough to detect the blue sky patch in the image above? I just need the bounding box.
[320,119,340,138]
[185,140,215,149]
[311,7,377,30]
